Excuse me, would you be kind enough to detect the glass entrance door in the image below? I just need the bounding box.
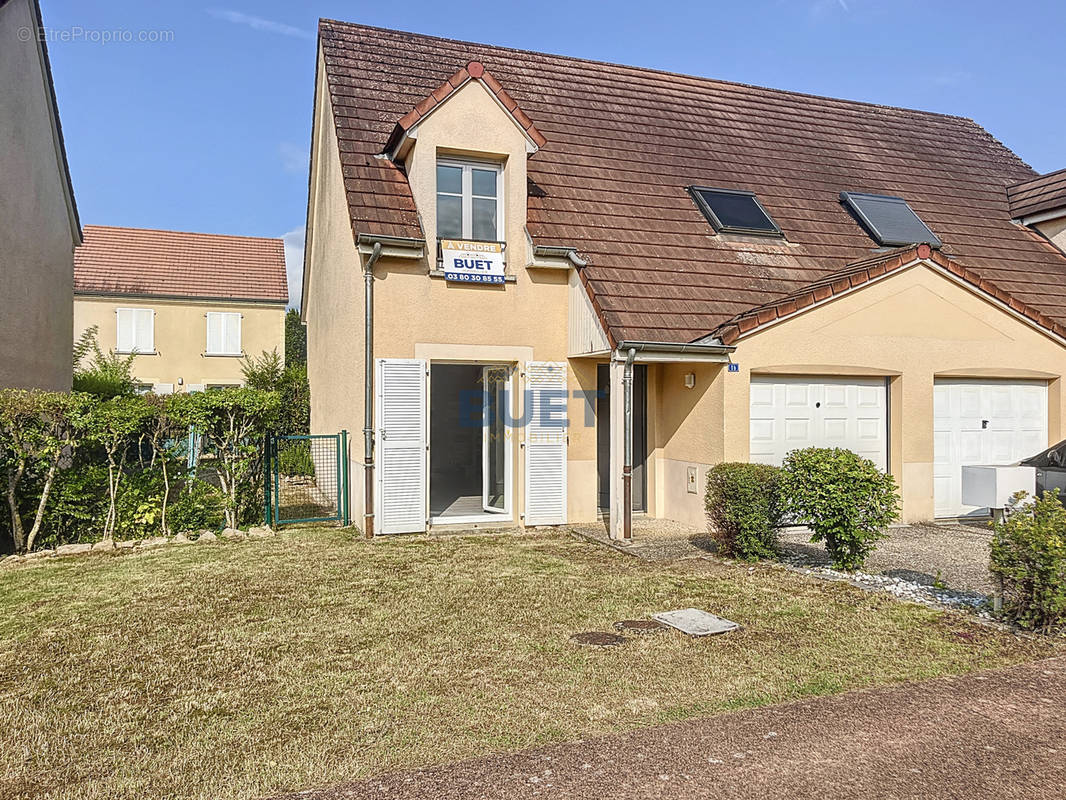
[482,366,510,514]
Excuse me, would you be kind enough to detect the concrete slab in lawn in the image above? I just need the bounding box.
[652,608,739,636]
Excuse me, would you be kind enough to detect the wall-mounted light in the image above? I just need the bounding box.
[177,377,183,386]
[684,372,696,389]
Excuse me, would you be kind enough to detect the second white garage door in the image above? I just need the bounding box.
[750,377,888,470]
[933,379,1047,518]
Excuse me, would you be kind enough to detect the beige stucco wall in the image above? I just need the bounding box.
[656,262,1066,526]
[1035,216,1066,256]
[304,52,367,522]
[0,0,78,391]
[73,295,285,389]
[307,72,595,528]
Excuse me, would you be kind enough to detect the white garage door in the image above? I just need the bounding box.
[750,377,888,470]
[933,379,1047,518]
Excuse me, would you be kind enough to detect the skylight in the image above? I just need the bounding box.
[688,187,782,236]
[840,192,942,248]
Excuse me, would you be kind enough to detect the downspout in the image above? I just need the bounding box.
[622,347,636,541]
[363,241,383,538]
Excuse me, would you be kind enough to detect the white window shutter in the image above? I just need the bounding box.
[375,358,427,534]
[225,314,241,355]
[206,313,223,354]
[136,309,154,352]
[116,309,134,352]
[524,361,568,526]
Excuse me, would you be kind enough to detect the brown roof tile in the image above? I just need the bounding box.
[318,20,1066,343]
[1007,168,1066,219]
[74,225,288,303]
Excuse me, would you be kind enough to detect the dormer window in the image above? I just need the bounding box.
[437,159,503,241]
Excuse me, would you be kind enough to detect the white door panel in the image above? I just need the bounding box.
[933,379,1047,517]
[749,377,888,471]
[524,361,567,526]
[376,359,427,534]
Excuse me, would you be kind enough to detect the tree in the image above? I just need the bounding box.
[171,389,279,529]
[241,348,283,390]
[285,308,306,366]
[142,394,183,535]
[84,395,153,541]
[72,325,138,398]
[0,390,93,553]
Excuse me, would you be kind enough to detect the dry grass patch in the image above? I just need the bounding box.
[0,528,1057,799]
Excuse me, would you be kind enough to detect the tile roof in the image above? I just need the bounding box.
[74,225,288,303]
[1007,168,1066,220]
[383,61,546,155]
[318,20,1066,344]
[711,244,1066,345]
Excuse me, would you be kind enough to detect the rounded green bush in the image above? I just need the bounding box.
[705,462,785,561]
[990,490,1066,633]
[780,447,899,571]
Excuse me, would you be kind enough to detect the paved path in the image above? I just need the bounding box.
[270,657,1066,800]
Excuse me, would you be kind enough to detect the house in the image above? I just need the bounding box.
[302,20,1066,538]
[0,0,81,390]
[73,226,288,392]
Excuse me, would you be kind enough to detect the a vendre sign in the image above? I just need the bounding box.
[440,239,506,284]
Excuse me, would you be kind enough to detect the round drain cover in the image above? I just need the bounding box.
[613,619,664,634]
[570,631,626,647]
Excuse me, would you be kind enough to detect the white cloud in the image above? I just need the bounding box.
[208,9,314,40]
[278,141,308,175]
[282,226,305,310]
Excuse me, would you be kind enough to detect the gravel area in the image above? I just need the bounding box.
[779,522,994,594]
[573,518,997,612]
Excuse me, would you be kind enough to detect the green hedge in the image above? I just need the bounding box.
[0,387,278,553]
[705,462,785,561]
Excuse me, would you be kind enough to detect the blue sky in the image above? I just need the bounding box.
[43,1,1065,307]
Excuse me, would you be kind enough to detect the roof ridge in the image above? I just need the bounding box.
[1007,166,1066,191]
[318,18,990,126]
[83,224,285,244]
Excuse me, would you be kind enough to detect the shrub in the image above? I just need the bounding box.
[170,388,279,529]
[780,447,899,571]
[72,325,138,398]
[277,439,315,477]
[990,491,1066,632]
[705,462,784,560]
[167,478,225,533]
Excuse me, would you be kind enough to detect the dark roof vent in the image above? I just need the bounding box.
[688,187,782,237]
[840,192,941,248]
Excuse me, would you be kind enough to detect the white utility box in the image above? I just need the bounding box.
[961,465,1036,509]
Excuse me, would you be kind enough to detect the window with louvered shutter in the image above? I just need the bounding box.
[206,312,241,355]
[116,308,153,353]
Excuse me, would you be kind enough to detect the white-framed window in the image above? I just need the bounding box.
[436,158,503,241]
[205,312,242,356]
[116,308,154,354]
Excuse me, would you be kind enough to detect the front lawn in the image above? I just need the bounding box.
[1,528,1056,799]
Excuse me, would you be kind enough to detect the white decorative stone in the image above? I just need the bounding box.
[221,528,245,541]
[23,549,54,561]
[91,540,116,552]
[141,536,169,549]
[196,531,218,544]
[115,539,139,550]
[247,526,274,539]
[1,555,23,566]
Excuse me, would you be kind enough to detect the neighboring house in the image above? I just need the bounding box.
[302,20,1066,537]
[74,226,288,393]
[0,0,81,390]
